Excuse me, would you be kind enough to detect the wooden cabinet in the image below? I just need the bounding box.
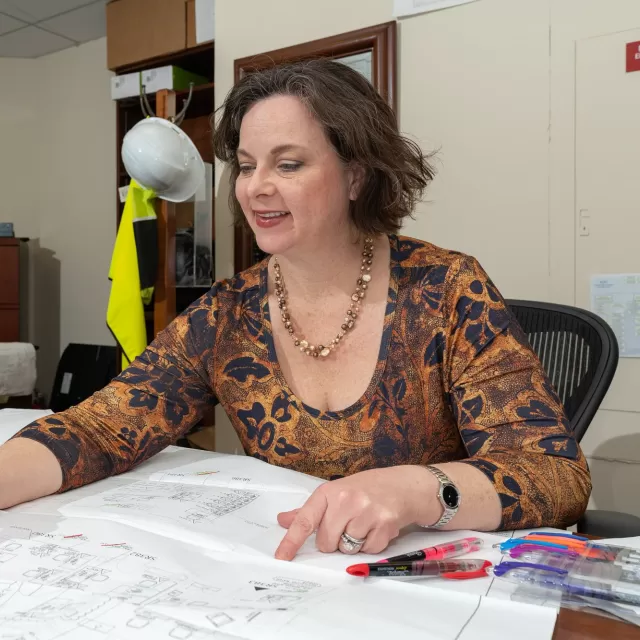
[106,0,188,70]
[0,238,22,342]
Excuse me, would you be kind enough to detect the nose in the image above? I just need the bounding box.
[246,165,277,200]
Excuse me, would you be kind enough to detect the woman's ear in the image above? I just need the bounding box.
[347,163,366,201]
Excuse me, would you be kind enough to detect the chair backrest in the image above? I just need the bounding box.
[506,300,619,442]
[49,344,117,413]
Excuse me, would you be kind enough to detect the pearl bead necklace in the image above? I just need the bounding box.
[273,237,374,358]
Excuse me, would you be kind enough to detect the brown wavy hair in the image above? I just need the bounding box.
[213,58,435,235]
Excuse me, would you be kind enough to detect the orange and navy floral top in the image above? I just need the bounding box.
[14,236,591,530]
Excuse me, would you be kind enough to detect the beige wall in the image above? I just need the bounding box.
[39,39,116,353]
[548,0,640,519]
[0,58,42,241]
[1,38,115,397]
[213,0,640,518]
[401,0,552,300]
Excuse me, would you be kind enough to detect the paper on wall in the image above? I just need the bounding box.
[591,273,640,357]
[195,0,215,44]
[393,0,480,18]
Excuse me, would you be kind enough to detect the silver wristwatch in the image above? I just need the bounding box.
[420,465,461,528]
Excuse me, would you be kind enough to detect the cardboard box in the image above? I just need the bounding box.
[110,71,141,99]
[106,0,187,70]
[141,65,208,94]
[186,0,196,48]
[111,66,207,100]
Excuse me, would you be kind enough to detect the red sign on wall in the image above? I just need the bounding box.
[627,41,640,72]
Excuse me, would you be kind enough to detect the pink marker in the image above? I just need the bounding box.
[381,537,484,563]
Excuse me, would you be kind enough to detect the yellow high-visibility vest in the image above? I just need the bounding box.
[107,180,157,370]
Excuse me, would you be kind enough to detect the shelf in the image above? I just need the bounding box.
[116,92,156,108]
[115,82,213,121]
[115,42,214,80]
[176,285,212,290]
[176,81,214,98]
[114,82,214,106]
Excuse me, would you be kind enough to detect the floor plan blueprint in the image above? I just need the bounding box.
[0,456,560,640]
[61,480,306,556]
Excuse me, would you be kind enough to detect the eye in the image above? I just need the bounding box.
[278,162,302,173]
[238,164,254,175]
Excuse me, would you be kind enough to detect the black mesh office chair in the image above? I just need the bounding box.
[49,344,117,413]
[507,300,640,537]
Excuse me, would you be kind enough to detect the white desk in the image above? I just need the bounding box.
[0,408,52,445]
[0,410,561,639]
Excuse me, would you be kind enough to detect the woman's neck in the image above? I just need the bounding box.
[271,231,379,302]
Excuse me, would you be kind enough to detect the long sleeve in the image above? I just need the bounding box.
[442,257,591,530]
[12,289,219,492]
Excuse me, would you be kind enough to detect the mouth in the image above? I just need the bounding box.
[254,210,291,219]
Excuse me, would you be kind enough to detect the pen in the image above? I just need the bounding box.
[381,536,483,563]
[495,538,570,552]
[497,537,640,564]
[496,536,587,551]
[507,544,581,561]
[346,559,492,579]
[526,532,589,542]
[495,561,640,607]
[495,559,640,588]
[507,543,627,564]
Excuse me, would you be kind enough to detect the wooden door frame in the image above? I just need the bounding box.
[232,21,397,274]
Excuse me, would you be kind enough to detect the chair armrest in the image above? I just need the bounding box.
[577,509,640,538]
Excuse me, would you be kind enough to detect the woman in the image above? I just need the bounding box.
[0,59,590,561]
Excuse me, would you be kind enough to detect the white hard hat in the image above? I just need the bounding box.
[121,117,205,202]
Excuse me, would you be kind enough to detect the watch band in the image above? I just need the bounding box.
[419,465,460,529]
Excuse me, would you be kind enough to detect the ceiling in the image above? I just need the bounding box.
[0,0,107,58]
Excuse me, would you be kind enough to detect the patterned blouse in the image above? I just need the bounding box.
[14,236,591,530]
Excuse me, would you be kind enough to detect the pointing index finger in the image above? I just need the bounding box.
[275,490,328,560]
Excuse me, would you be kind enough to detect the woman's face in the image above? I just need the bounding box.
[235,95,360,257]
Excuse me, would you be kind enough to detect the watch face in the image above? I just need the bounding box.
[442,484,460,509]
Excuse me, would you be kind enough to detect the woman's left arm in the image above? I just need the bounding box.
[435,256,591,532]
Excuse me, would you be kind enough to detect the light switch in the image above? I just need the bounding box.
[579,209,590,237]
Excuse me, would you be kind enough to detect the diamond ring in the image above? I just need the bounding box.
[339,532,367,553]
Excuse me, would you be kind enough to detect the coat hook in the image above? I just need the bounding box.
[173,83,195,126]
[139,83,155,118]
[138,82,194,126]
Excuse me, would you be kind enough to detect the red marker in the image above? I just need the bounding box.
[381,537,483,563]
[346,559,492,579]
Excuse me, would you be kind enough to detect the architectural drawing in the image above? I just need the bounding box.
[0,534,341,640]
[61,479,305,556]
[0,459,560,640]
